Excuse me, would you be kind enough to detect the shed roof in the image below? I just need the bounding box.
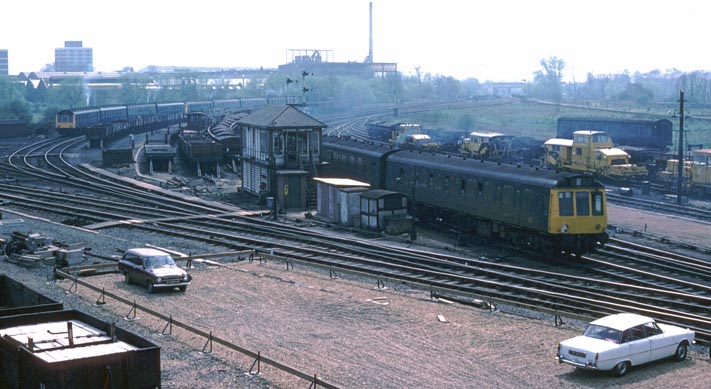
[237,105,326,129]
[314,177,371,187]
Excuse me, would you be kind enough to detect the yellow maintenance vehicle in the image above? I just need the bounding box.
[543,130,648,179]
[459,131,516,160]
[660,149,711,195]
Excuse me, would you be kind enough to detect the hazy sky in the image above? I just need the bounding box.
[2,0,708,82]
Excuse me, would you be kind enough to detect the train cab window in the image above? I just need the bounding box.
[575,191,590,216]
[592,192,604,216]
[558,191,574,216]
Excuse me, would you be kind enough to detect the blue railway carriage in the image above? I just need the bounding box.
[56,108,101,134]
[99,106,128,123]
[320,136,397,187]
[384,151,608,254]
[156,102,185,124]
[185,100,213,114]
[212,99,242,115]
[556,117,673,150]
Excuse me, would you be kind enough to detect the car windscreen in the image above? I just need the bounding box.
[145,255,176,268]
[583,324,622,344]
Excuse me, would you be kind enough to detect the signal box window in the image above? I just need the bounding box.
[559,191,573,216]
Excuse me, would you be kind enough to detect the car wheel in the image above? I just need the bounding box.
[124,272,131,284]
[178,285,187,292]
[673,343,688,362]
[146,281,155,294]
[612,361,629,377]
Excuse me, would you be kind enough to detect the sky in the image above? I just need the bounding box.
[2,0,709,82]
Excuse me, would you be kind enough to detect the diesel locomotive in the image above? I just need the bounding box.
[321,136,608,254]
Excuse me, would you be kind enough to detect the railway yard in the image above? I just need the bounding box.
[2,129,711,388]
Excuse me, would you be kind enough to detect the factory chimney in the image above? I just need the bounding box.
[367,2,373,63]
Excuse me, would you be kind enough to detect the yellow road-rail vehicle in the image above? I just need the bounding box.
[544,131,648,180]
[460,131,516,161]
[658,149,711,195]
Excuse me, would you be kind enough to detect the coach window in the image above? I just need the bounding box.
[484,182,496,202]
[502,185,514,207]
[521,189,532,210]
[592,191,604,216]
[460,179,466,195]
[559,191,574,216]
[444,176,450,194]
[428,173,434,189]
[575,191,590,216]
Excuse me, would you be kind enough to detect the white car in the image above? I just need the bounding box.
[557,313,694,376]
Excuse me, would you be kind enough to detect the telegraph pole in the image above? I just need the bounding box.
[677,90,685,205]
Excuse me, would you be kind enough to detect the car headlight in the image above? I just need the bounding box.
[561,224,569,233]
[183,274,188,281]
[156,277,162,282]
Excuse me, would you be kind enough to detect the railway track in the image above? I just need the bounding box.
[4,134,711,349]
[607,193,711,224]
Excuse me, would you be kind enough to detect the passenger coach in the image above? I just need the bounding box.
[385,151,607,254]
[320,136,608,255]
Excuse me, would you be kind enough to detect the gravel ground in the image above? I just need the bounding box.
[2,202,711,388]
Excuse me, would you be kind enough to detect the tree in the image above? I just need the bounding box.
[616,83,654,105]
[0,98,31,122]
[118,73,153,104]
[461,78,483,99]
[47,77,86,108]
[531,57,565,102]
[433,75,461,101]
[0,76,22,102]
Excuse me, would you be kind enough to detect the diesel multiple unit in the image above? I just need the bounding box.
[321,136,608,254]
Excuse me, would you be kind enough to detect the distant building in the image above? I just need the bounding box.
[278,49,396,78]
[55,41,93,72]
[0,49,8,76]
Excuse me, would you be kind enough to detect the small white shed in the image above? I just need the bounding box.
[314,178,370,225]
